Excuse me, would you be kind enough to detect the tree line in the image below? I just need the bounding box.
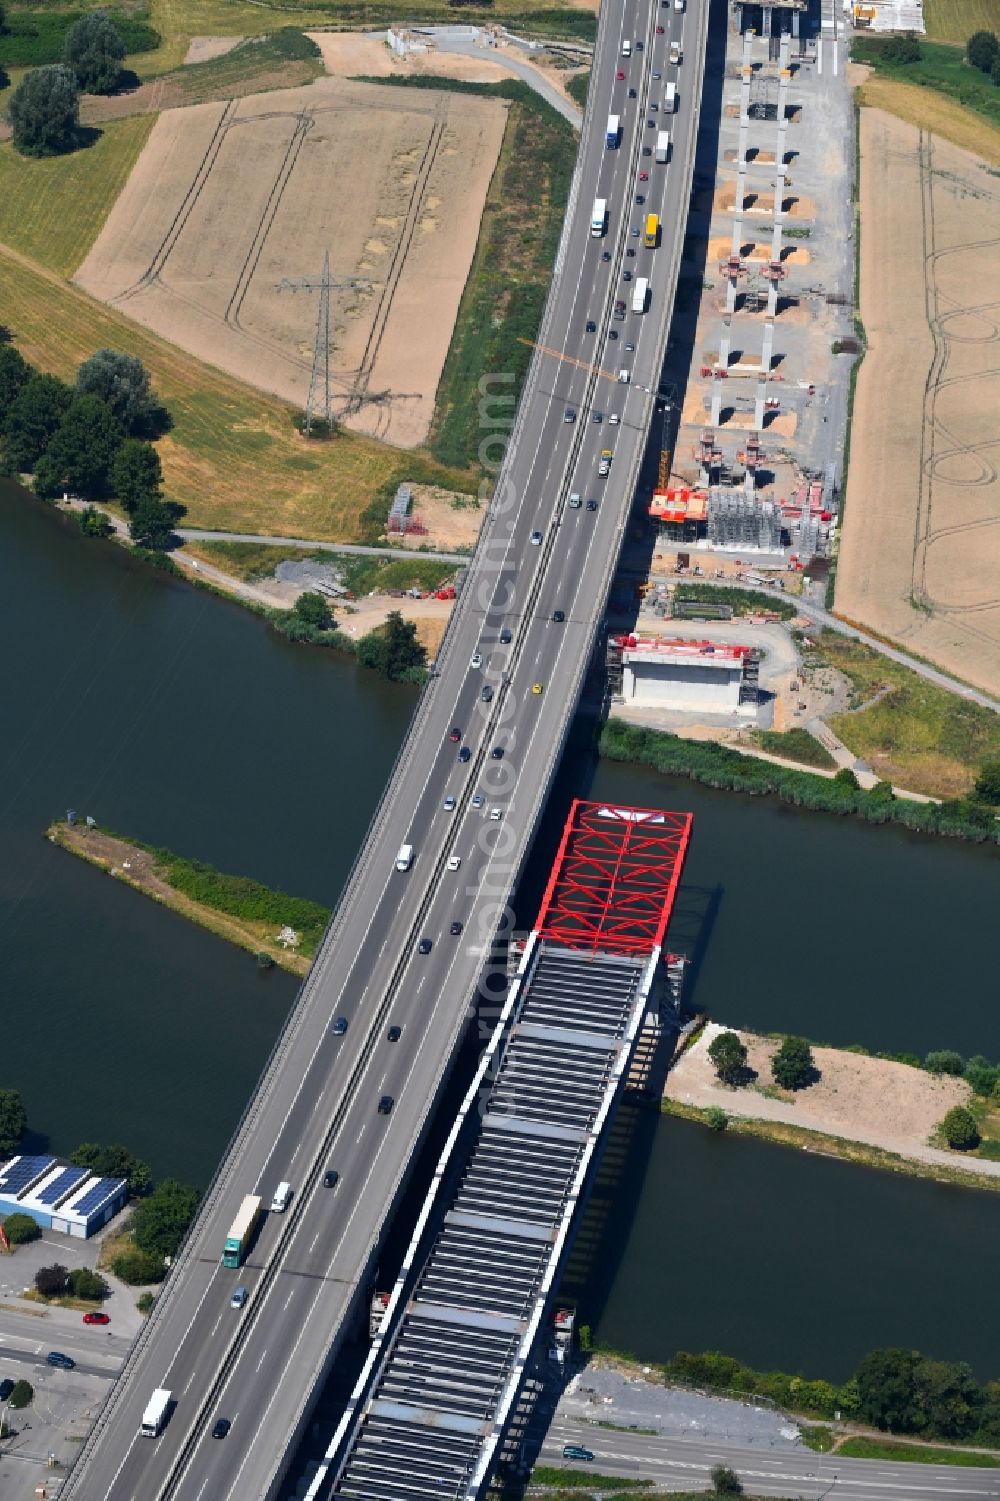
[3,10,137,157]
[0,342,180,549]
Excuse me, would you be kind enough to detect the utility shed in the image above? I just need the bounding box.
[0,1155,128,1239]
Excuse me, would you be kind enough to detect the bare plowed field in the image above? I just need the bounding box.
[75,77,507,449]
[837,110,1000,697]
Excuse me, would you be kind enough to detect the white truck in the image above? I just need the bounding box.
[631,277,649,314]
[590,197,607,237]
[664,81,676,113]
[655,129,671,163]
[606,113,620,148]
[140,1389,172,1438]
[395,843,413,872]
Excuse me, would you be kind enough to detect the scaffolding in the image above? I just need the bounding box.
[708,488,784,550]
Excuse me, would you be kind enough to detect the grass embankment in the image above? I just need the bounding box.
[0,248,472,539]
[662,1097,1000,1193]
[750,728,836,769]
[674,582,797,620]
[566,69,589,109]
[354,78,576,472]
[47,822,330,974]
[852,37,1000,132]
[0,117,155,278]
[838,1436,1000,1466]
[0,11,159,74]
[163,28,323,102]
[805,630,1000,798]
[598,718,1000,841]
[183,539,456,597]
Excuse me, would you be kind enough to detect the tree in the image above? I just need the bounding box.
[78,505,114,538]
[8,1379,33,1409]
[974,761,1000,804]
[855,1348,921,1430]
[69,1142,152,1197]
[711,1466,743,1496]
[869,779,895,802]
[357,610,426,681]
[2,1211,40,1245]
[771,1035,817,1091]
[62,11,126,94]
[705,1106,728,1131]
[2,373,72,471]
[34,1263,69,1297]
[0,1088,27,1155]
[0,344,30,411]
[833,767,859,791]
[707,1030,748,1086]
[111,1247,165,1285]
[912,1358,979,1439]
[967,30,999,74]
[111,438,161,513]
[940,1105,980,1151]
[68,1266,109,1301]
[924,1050,964,1077]
[963,1055,999,1098]
[129,494,181,550]
[293,591,333,631]
[9,65,80,157]
[77,350,162,435]
[130,1178,200,1259]
[33,395,124,499]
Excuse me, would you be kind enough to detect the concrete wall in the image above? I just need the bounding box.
[622,660,742,709]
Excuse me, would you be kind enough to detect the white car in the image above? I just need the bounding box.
[472,793,485,809]
[609,413,621,425]
[444,795,456,811]
[530,530,543,545]
[490,808,503,822]
[470,652,482,669]
[447,855,462,871]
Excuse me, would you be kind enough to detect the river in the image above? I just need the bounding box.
[3,479,999,1378]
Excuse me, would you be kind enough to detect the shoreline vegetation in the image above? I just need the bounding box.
[599,719,1000,845]
[47,821,330,975]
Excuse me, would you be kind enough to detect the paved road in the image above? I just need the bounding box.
[176,530,471,566]
[539,1420,1000,1500]
[63,0,708,1496]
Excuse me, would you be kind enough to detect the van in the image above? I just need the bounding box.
[270,1181,292,1213]
[230,1286,248,1309]
[395,843,413,872]
[621,39,631,56]
[669,40,681,63]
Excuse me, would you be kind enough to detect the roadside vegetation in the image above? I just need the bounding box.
[599,719,1000,843]
[145,845,330,956]
[185,538,456,598]
[802,630,1000,798]
[836,1436,1000,1465]
[566,68,589,109]
[673,582,797,620]
[0,10,158,75]
[750,728,836,769]
[852,34,1000,130]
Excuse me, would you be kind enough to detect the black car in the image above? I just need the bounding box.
[387,1025,402,1042]
[491,746,504,759]
[331,1015,348,1036]
[212,1419,231,1440]
[609,329,619,340]
[628,86,637,98]
[587,499,598,511]
[459,745,471,762]
[450,920,463,936]
[626,247,636,257]
[585,319,597,333]
[481,684,493,702]
[648,119,656,128]
[500,627,512,644]
[46,1352,75,1370]
[552,610,566,623]
[378,1095,394,1115]
[601,250,611,263]
[0,1379,14,1401]
[323,1169,339,1188]
[642,145,652,156]
[623,270,633,282]
[636,194,645,205]
[418,937,432,954]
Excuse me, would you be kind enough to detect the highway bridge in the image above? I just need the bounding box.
[63,0,710,1494]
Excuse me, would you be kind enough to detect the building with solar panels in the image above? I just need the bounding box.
[0,1155,128,1239]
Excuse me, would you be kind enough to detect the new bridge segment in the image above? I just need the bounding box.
[63,0,710,1495]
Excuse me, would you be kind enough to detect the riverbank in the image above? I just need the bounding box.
[46,823,329,976]
[666,1025,1000,1191]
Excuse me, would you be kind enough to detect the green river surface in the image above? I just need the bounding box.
[3,479,999,1381]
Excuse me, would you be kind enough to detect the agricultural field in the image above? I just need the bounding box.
[0,244,470,538]
[923,0,1000,46]
[835,110,1000,702]
[75,76,508,450]
[852,71,1000,163]
[0,117,155,278]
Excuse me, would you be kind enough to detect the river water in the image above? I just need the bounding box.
[3,479,999,1376]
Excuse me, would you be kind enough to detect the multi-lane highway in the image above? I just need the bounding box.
[63,1,708,1496]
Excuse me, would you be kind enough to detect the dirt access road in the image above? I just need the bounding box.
[836,110,1000,699]
[75,76,506,449]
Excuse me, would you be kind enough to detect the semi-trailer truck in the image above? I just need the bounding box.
[140,1389,172,1438]
[590,198,607,236]
[606,114,620,148]
[665,82,676,113]
[655,130,671,163]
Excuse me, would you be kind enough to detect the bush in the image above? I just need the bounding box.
[0,1087,27,1156]
[292,591,332,631]
[963,1056,999,1098]
[2,1211,40,1245]
[77,505,114,538]
[705,1106,729,1131]
[8,1379,33,1409]
[712,1467,743,1497]
[940,1105,980,1151]
[771,1035,817,1091]
[34,1263,69,1297]
[111,1246,165,1285]
[967,30,999,75]
[68,1266,109,1301]
[924,1050,965,1076]
[9,64,79,156]
[975,760,1000,803]
[136,1290,155,1314]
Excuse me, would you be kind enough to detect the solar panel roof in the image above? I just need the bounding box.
[0,1156,54,1196]
[35,1166,88,1207]
[68,1177,127,1219]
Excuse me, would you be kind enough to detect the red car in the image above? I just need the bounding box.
[639,171,649,181]
[83,1312,110,1325]
[448,726,461,743]
[656,24,665,32]
[616,69,625,80]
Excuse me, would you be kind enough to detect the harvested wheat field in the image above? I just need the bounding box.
[75,76,507,450]
[837,111,1000,698]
